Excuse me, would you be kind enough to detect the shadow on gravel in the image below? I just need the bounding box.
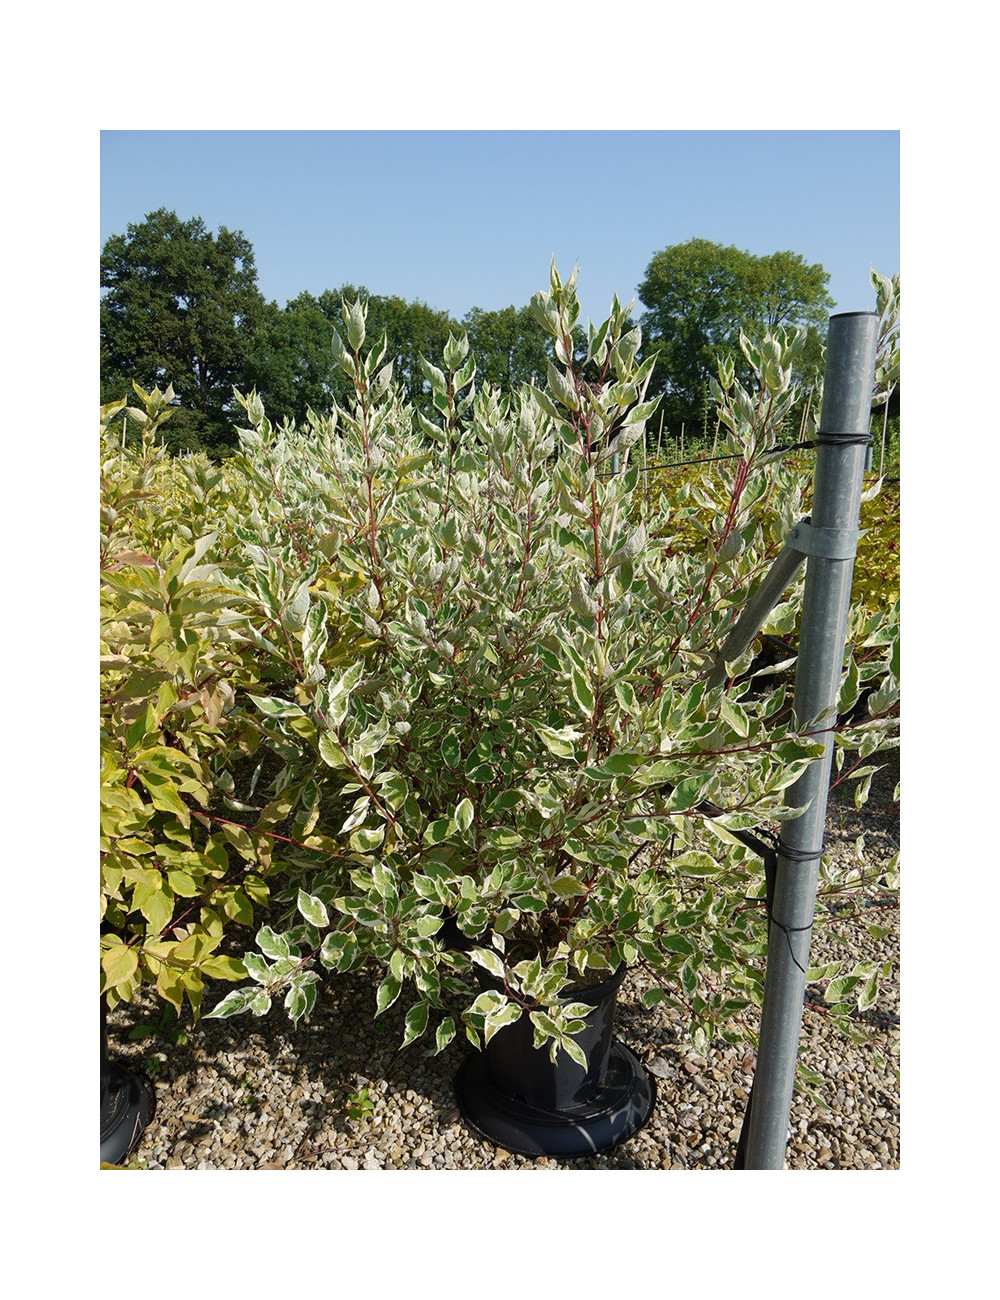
[107,967,672,1168]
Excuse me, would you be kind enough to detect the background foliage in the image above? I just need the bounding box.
[101,211,270,453]
[101,213,881,456]
[101,385,275,1013]
[637,238,833,436]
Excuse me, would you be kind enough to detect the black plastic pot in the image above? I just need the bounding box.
[456,964,655,1158]
[100,999,155,1165]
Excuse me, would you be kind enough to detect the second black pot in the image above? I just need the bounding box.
[100,998,155,1166]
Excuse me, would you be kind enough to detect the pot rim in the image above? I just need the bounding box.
[475,959,628,1009]
[561,960,627,1006]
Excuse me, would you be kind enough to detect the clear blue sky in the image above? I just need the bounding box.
[100,130,898,327]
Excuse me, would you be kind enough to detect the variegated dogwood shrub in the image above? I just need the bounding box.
[201,266,898,1064]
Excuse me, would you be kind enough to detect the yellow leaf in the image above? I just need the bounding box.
[101,942,139,991]
[156,963,185,1012]
[200,955,246,981]
[138,882,174,934]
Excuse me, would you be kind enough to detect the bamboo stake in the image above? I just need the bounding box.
[798,391,813,442]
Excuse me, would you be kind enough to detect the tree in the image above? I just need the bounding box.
[249,292,340,427]
[637,239,834,437]
[101,209,269,452]
[461,304,555,390]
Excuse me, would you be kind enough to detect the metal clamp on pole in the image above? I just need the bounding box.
[787,516,860,561]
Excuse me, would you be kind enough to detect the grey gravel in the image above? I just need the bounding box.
[106,753,899,1171]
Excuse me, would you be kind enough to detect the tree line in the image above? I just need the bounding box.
[101,208,840,455]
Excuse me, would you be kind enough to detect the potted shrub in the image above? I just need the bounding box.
[207,267,899,1157]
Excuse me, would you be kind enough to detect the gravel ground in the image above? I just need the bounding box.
[105,753,899,1171]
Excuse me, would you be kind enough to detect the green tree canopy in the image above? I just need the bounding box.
[249,292,340,426]
[637,238,834,436]
[461,304,555,390]
[253,293,566,426]
[101,209,269,452]
[252,287,461,424]
[101,215,839,459]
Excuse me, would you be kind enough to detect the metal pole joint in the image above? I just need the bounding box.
[787,516,860,561]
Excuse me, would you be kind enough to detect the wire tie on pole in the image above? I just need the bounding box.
[813,429,874,447]
[767,914,813,975]
[776,842,824,864]
[767,842,823,974]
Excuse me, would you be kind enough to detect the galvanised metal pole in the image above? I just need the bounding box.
[742,311,880,1169]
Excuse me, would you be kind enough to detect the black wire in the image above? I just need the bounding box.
[684,802,819,974]
[637,452,747,471]
[766,842,823,975]
[622,430,874,475]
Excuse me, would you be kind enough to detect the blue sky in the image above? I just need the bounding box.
[100,130,898,328]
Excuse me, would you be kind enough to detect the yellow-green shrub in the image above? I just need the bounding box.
[854,482,900,613]
[101,384,380,1019]
[633,457,898,620]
